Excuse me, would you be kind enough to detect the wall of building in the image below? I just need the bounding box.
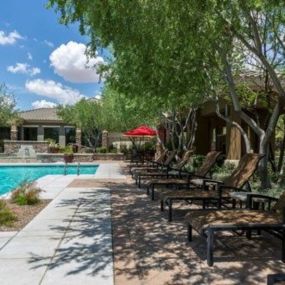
[4,140,49,155]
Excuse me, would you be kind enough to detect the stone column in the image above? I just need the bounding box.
[59,126,66,147]
[102,130,109,150]
[37,126,44,141]
[75,128,82,149]
[10,124,18,141]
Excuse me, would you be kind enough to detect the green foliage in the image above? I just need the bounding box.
[96,147,107,153]
[48,0,210,110]
[212,162,237,181]
[11,183,41,206]
[100,86,160,132]
[57,99,103,148]
[63,145,73,155]
[0,200,17,226]
[0,84,18,127]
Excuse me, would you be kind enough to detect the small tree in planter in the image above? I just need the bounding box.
[63,145,74,163]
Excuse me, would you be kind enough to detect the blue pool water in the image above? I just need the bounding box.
[0,164,98,195]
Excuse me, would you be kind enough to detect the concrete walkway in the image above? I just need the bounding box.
[0,162,126,285]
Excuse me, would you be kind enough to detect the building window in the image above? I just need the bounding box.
[65,128,75,145]
[0,127,10,140]
[44,128,59,143]
[23,127,37,141]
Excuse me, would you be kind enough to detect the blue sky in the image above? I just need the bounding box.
[0,0,105,110]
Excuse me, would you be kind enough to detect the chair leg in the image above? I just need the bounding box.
[282,228,285,263]
[202,199,206,210]
[168,199,173,222]
[160,200,164,211]
[138,176,141,188]
[146,184,150,195]
[246,229,252,239]
[187,224,193,242]
[151,185,155,200]
[207,229,214,266]
[232,199,236,209]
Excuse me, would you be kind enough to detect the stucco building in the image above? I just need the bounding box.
[0,108,82,153]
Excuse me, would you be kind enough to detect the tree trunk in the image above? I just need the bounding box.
[277,118,285,173]
[259,144,271,189]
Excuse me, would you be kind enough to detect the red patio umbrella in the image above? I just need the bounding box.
[123,125,157,161]
[123,125,157,137]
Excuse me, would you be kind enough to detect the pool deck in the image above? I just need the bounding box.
[1,162,285,284]
[0,162,125,285]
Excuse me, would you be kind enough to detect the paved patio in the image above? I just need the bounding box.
[0,162,125,285]
[0,162,285,284]
[68,169,285,285]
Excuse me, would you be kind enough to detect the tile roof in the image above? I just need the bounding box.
[19,108,63,123]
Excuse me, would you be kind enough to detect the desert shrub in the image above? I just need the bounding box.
[0,200,16,226]
[184,155,205,172]
[96,147,107,153]
[11,183,41,206]
[212,161,236,180]
[63,145,74,155]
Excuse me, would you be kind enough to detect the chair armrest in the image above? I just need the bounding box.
[246,194,278,210]
[201,178,223,184]
[219,185,247,192]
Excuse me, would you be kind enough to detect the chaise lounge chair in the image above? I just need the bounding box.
[133,150,193,187]
[130,149,168,177]
[185,192,285,266]
[146,151,222,201]
[160,153,263,221]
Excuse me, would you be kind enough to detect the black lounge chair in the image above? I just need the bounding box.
[129,149,168,173]
[133,150,193,187]
[267,273,285,285]
[146,151,222,201]
[185,192,285,266]
[160,153,262,221]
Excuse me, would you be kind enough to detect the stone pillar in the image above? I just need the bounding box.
[10,124,18,141]
[59,126,66,147]
[76,128,82,149]
[102,130,109,149]
[226,108,242,160]
[37,126,44,141]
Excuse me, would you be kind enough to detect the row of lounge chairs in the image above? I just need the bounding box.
[129,150,285,267]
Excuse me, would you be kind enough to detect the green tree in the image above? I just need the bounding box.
[58,99,103,148]
[48,0,285,187]
[100,86,160,132]
[0,84,17,126]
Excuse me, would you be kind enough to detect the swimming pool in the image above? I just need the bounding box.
[0,164,98,195]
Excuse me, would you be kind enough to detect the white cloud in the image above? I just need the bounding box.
[25,79,85,105]
[27,52,33,60]
[32,100,57,109]
[0,30,23,45]
[50,41,105,83]
[44,40,54,48]
[7,63,40,76]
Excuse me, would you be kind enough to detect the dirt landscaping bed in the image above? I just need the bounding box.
[0,200,51,232]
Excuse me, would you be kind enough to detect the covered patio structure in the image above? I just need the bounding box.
[0,108,82,154]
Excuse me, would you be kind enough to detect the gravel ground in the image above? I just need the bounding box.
[0,200,51,232]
